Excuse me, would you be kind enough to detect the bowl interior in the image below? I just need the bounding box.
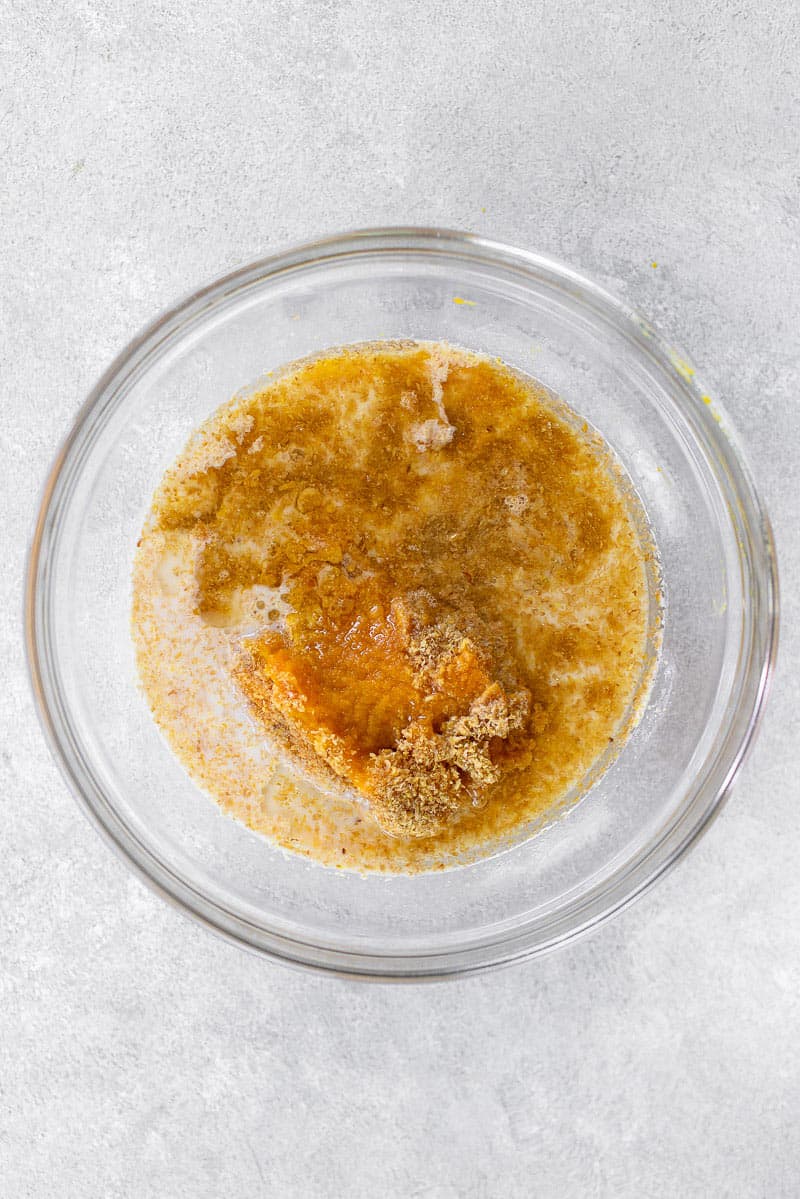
[29,232,775,976]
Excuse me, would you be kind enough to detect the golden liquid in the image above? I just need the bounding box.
[132,341,656,873]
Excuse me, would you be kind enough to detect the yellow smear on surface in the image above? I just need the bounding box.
[701,394,723,423]
[452,296,476,307]
[670,351,696,381]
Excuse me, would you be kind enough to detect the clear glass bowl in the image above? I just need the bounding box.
[26,229,778,979]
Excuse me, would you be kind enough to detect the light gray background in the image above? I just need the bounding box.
[2,2,799,1196]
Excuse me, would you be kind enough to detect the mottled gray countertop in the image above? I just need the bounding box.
[2,2,799,1196]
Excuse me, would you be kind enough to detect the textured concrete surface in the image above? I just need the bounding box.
[2,2,800,1195]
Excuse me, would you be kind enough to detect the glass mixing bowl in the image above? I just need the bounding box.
[26,229,778,979]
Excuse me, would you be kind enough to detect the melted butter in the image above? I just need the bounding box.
[133,341,658,872]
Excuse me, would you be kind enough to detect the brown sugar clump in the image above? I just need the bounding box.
[233,580,532,837]
[369,680,530,837]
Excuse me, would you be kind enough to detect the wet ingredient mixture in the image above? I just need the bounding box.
[132,341,656,873]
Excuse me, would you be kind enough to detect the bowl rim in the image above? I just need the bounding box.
[25,226,780,980]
